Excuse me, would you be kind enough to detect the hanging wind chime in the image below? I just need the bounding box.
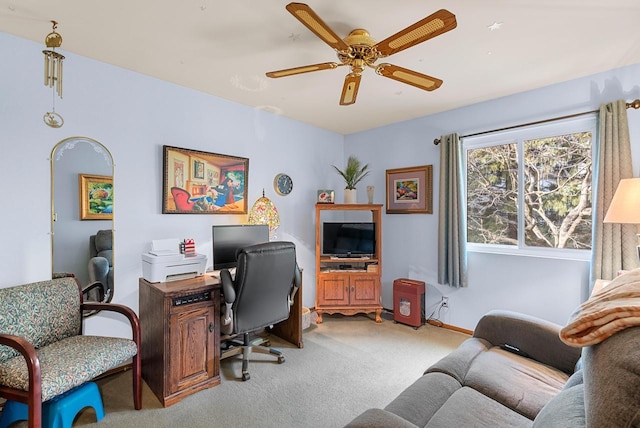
[43,20,64,128]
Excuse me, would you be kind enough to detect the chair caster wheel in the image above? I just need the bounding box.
[278,356,285,364]
[242,372,250,381]
[263,340,271,347]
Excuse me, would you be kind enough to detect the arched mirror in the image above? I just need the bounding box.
[51,137,114,311]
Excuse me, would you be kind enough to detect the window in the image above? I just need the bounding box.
[465,117,595,259]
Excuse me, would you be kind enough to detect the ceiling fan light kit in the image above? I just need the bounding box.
[266,2,457,106]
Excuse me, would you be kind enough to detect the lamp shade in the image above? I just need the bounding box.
[248,190,280,232]
[603,178,640,224]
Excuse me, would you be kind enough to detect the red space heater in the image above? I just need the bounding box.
[393,278,425,328]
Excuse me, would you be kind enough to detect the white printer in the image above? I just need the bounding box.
[141,239,207,283]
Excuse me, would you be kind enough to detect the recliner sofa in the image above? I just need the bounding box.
[345,309,640,427]
[88,229,113,302]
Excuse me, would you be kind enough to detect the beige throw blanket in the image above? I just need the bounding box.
[560,268,640,347]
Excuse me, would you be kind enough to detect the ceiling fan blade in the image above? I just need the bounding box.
[374,9,457,57]
[286,3,350,53]
[340,74,361,106]
[266,62,340,78]
[376,64,443,92]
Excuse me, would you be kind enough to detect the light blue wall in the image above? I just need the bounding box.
[2,29,639,335]
[345,63,640,329]
[0,31,345,337]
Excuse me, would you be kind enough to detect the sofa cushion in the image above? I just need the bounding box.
[583,326,640,427]
[464,347,569,419]
[425,386,533,428]
[425,337,490,384]
[0,335,137,401]
[343,408,419,428]
[532,384,585,428]
[384,372,461,427]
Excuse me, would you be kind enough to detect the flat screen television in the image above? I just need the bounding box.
[212,224,269,270]
[322,222,375,257]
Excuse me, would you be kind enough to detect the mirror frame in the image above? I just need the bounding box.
[50,136,115,313]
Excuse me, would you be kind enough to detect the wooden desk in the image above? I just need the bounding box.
[271,275,304,348]
[139,276,221,407]
[139,272,303,407]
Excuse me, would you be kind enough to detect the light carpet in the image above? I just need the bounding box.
[46,313,468,427]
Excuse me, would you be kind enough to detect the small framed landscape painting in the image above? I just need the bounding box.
[79,173,113,220]
[385,165,433,214]
[162,145,249,214]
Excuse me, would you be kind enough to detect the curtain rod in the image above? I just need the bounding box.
[433,98,640,145]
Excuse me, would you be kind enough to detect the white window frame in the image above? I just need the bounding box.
[464,116,596,261]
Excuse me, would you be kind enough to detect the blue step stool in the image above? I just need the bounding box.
[0,381,104,428]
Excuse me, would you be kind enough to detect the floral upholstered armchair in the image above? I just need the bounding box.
[0,277,141,428]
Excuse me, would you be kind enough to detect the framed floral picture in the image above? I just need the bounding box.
[385,165,433,214]
[79,173,113,220]
[162,145,249,214]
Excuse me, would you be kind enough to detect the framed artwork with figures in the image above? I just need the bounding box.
[162,145,248,214]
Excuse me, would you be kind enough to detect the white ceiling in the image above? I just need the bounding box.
[2,1,640,134]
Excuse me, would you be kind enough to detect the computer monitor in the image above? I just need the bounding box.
[212,224,269,270]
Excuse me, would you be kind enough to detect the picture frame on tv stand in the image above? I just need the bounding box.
[317,189,334,204]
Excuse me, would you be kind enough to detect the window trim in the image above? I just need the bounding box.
[464,115,596,261]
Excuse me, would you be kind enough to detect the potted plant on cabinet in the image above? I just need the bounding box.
[332,155,370,203]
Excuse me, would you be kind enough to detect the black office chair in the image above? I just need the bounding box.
[220,241,301,381]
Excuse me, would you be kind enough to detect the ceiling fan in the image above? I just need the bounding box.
[266,2,457,106]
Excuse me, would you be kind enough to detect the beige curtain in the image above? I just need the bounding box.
[437,133,468,287]
[592,99,635,281]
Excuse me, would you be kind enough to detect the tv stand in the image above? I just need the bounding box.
[315,204,383,323]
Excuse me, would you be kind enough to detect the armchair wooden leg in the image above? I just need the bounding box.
[133,354,142,410]
[27,370,42,428]
[27,396,42,428]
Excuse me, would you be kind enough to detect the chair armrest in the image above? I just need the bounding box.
[289,263,302,306]
[220,269,236,303]
[473,310,581,374]
[0,333,42,401]
[582,326,640,428]
[82,281,105,303]
[219,269,236,331]
[81,303,141,346]
[88,256,110,287]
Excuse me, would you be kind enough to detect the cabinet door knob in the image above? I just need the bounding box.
[209,322,214,333]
